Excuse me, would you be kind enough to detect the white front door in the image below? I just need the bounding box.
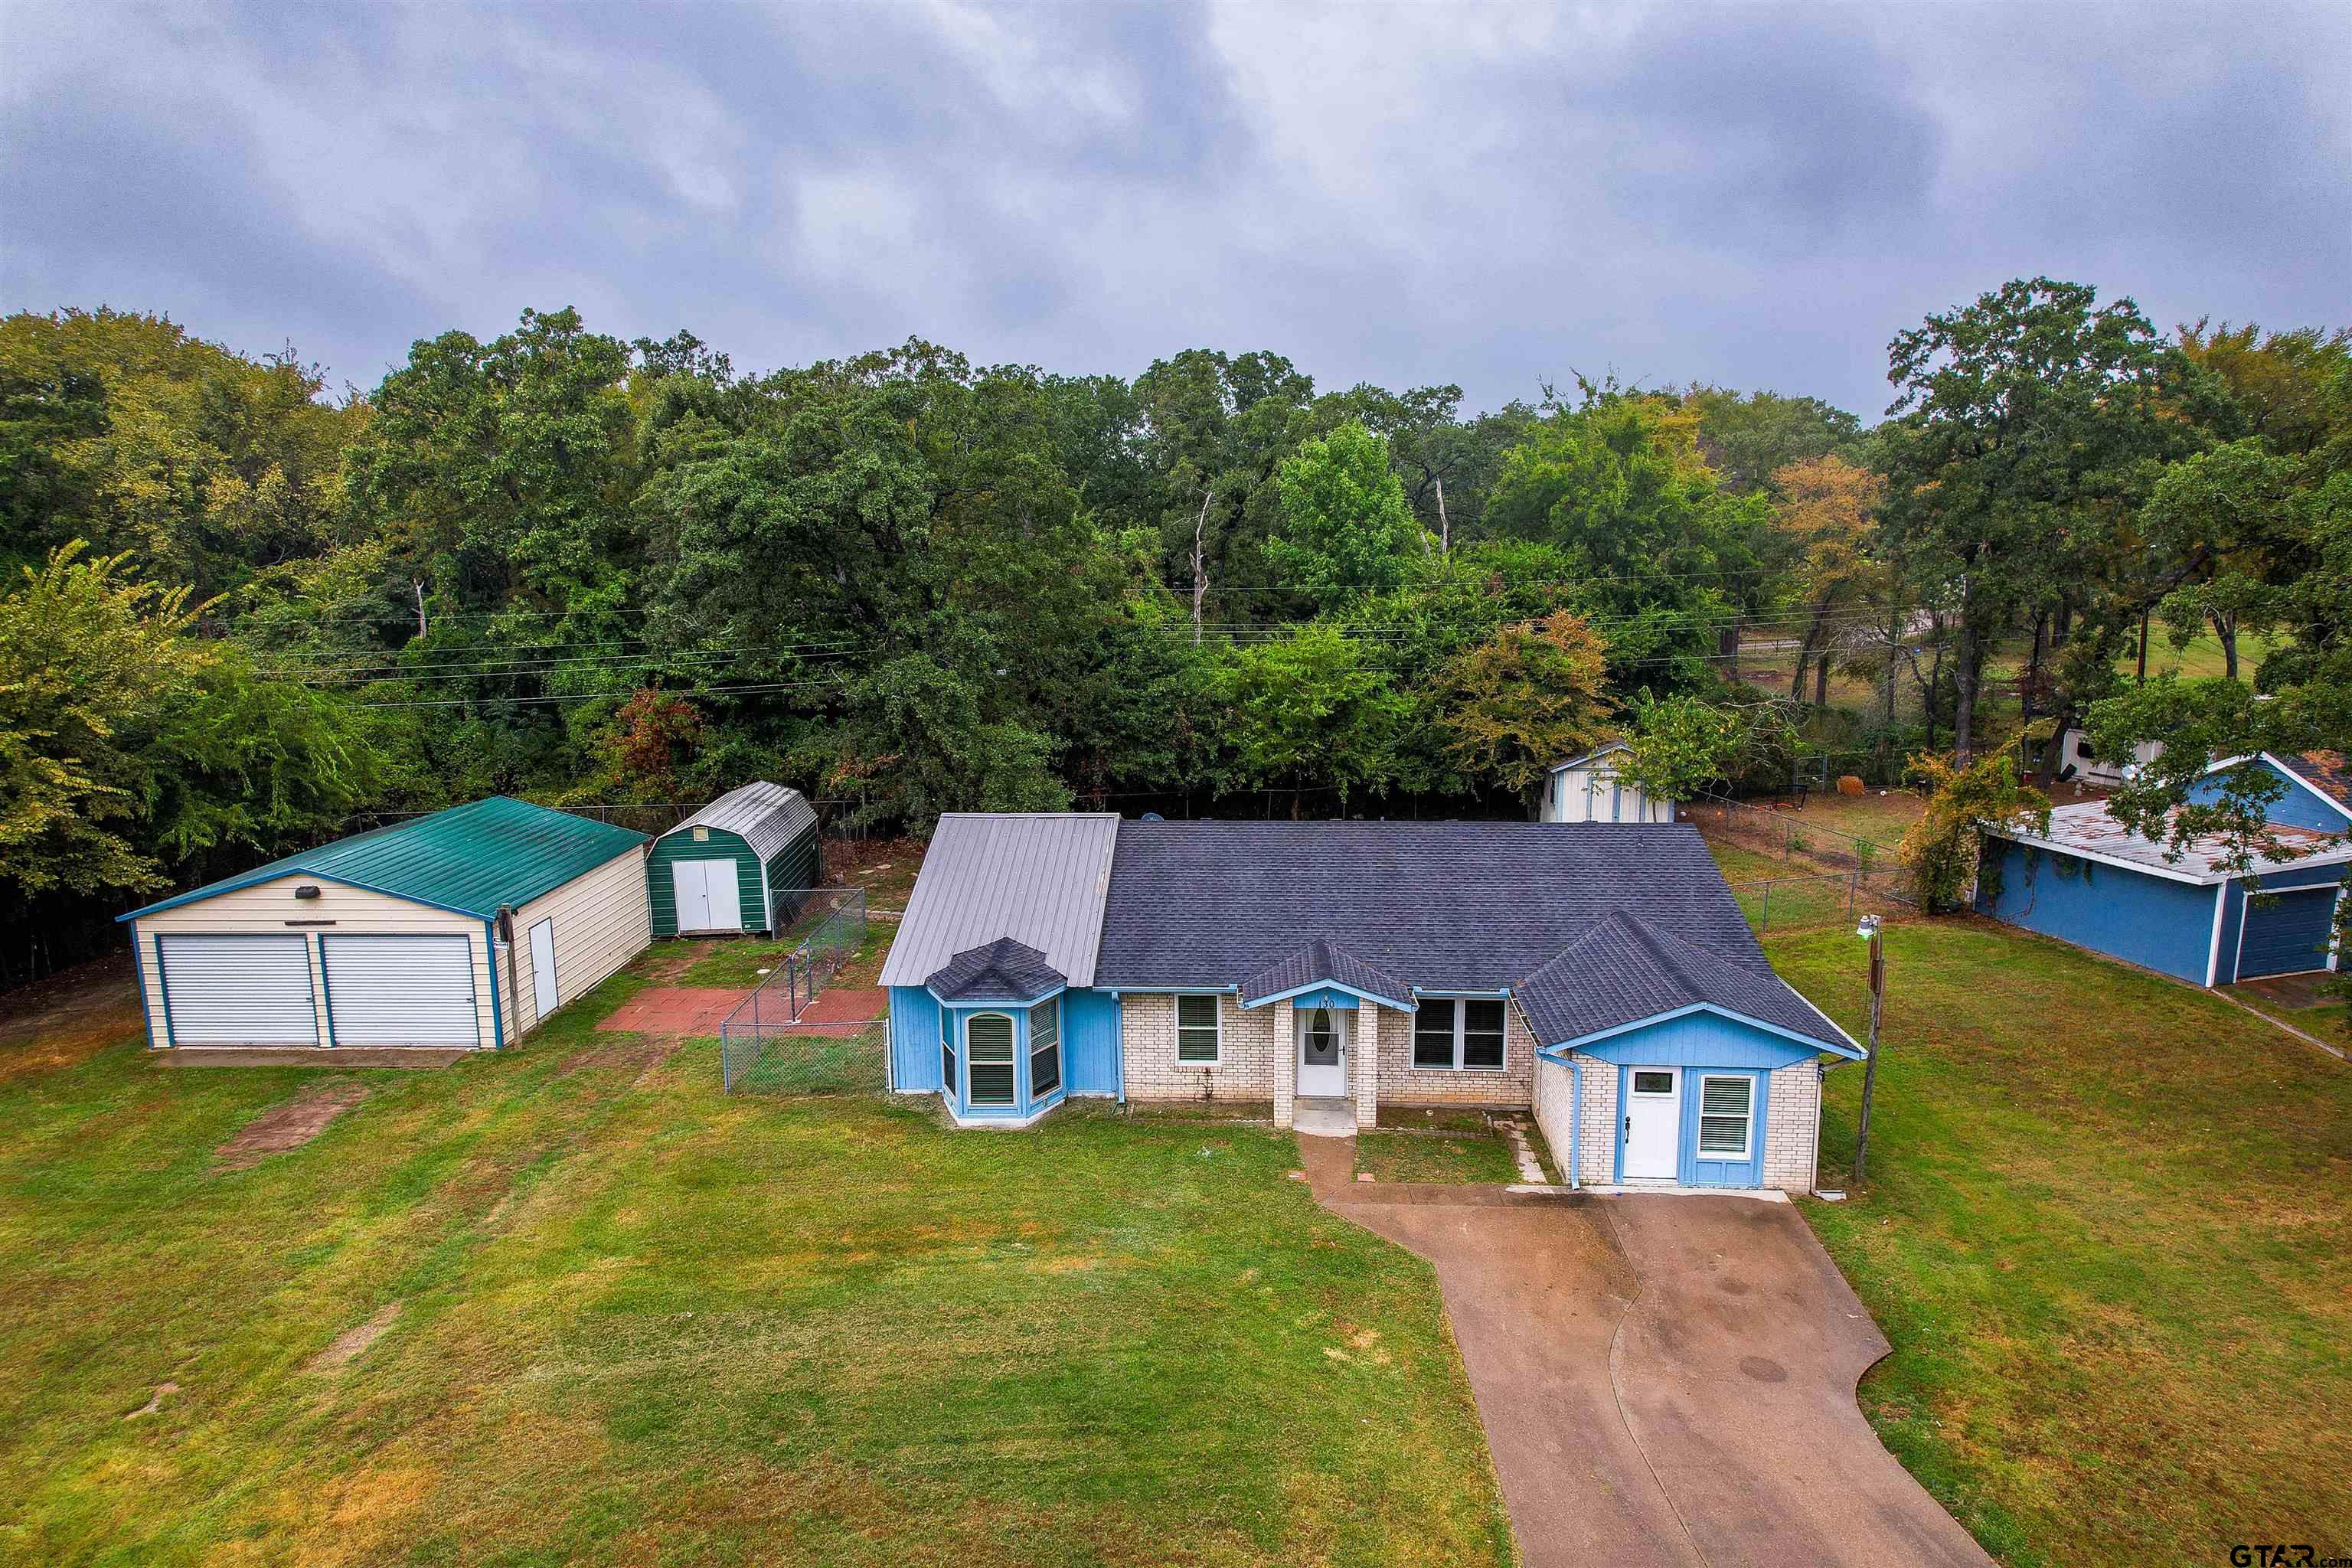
[1297,1005,1348,1097]
[1622,1067,1681,1180]
[528,917,558,1021]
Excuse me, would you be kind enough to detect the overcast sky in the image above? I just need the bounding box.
[5,2,2347,419]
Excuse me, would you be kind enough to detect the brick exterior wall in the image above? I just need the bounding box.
[1352,1001,1380,1128]
[1376,1000,1540,1108]
[1120,993,1279,1106]
[1272,999,1296,1128]
[1762,1059,1820,1193]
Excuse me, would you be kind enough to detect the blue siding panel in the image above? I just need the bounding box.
[1679,1068,1768,1188]
[2189,759,2352,835]
[1578,1010,1818,1070]
[1063,988,1122,1094]
[2235,884,2338,978]
[1975,841,2218,984]
[890,988,943,1092]
[1289,988,1360,1011]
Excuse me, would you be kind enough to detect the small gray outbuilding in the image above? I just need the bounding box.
[646,782,821,936]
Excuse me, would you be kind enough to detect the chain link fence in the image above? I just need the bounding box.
[718,888,873,1093]
[1730,868,1916,932]
[1691,792,1909,877]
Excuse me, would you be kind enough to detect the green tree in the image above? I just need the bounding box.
[1615,693,1799,805]
[1266,420,1425,609]
[1899,751,2051,912]
[1487,390,1772,689]
[828,655,1070,832]
[1436,609,1612,801]
[0,544,198,897]
[1877,278,2203,760]
[1206,624,1409,813]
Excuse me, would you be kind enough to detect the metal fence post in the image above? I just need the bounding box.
[1848,867,1858,917]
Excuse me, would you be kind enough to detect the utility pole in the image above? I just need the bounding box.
[1852,913,1886,1183]
[1190,488,1212,647]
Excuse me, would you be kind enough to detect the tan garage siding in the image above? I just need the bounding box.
[131,875,498,1051]
[503,846,652,1035]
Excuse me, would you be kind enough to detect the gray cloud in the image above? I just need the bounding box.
[4,0,2345,418]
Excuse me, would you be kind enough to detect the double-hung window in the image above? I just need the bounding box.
[1028,998,1062,1097]
[1697,1074,1754,1159]
[1412,998,1508,1070]
[1175,995,1220,1063]
[966,1014,1016,1106]
[940,1016,957,1093]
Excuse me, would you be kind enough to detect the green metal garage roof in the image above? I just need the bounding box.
[119,798,649,922]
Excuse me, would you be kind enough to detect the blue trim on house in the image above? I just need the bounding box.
[1537,1001,1860,1062]
[1236,978,1416,1012]
[1063,987,1122,1096]
[1568,1055,1583,1189]
[1610,1062,1770,1188]
[153,933,175,1047]
[482,920,505,1049]
[316,935,338,1048]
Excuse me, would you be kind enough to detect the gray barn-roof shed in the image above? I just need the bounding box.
[648,782,820,936]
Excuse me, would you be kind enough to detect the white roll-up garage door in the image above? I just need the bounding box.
[158,935,318,1045]
[322,935,481,1046]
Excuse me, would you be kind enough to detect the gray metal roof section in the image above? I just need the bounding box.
[878,814,1120,989]
[926,938,1066,1004]
[662,781,817,861]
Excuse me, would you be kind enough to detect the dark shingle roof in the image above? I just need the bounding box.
[1238,937,1413,1006]
[1515,912,1834,1047]
[1094,819,1844,1051]
[925,937,1066,1004]
[120,798,647,922]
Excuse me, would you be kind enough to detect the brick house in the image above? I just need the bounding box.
[879,814,1863,1194]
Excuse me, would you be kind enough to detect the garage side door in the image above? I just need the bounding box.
[2238,887,2339,979]
[322,935,481,1046]
[158,935,317,1044]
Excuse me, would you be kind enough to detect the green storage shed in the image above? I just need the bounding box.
[648,782,821,936]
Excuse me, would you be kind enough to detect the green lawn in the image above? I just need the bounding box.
[0,972,1509,1566]
[1353,1133,1520,1186]
[1772,918,2352,1567]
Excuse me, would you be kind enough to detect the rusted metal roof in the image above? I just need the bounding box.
[2282,750,2352,813]
[1991,801,2351,884]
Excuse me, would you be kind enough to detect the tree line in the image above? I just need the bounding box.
[2,279,2346,983]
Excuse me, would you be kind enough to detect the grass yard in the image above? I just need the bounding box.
[0,966,1510,1567]
[1352,1133,1521,1186]
[1771,917,2352,1566]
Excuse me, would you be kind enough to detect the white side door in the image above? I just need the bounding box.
[528,917,558,1021]
[1622,1067,1681,1179]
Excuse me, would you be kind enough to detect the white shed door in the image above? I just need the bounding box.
[322,935,479,1046]
[671,858,742,933]
[159,935,317,1044]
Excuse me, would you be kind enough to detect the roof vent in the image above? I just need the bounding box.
[294,885,322,900]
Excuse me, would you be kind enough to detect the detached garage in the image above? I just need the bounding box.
[1977,799,2350,987]
[119,797,653,1054]
[647,782,819,936]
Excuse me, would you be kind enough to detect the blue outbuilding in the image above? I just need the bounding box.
[1977,752,2352,986]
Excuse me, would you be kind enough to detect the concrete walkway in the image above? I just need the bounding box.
[1308,1132,1993,1568]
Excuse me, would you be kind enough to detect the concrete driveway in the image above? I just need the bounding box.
[1312,1147,1992,1567]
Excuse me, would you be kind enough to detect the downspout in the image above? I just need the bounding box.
[496,906,521,1047]
[1568,1055,1582,1191]
[483,916,508,1050]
